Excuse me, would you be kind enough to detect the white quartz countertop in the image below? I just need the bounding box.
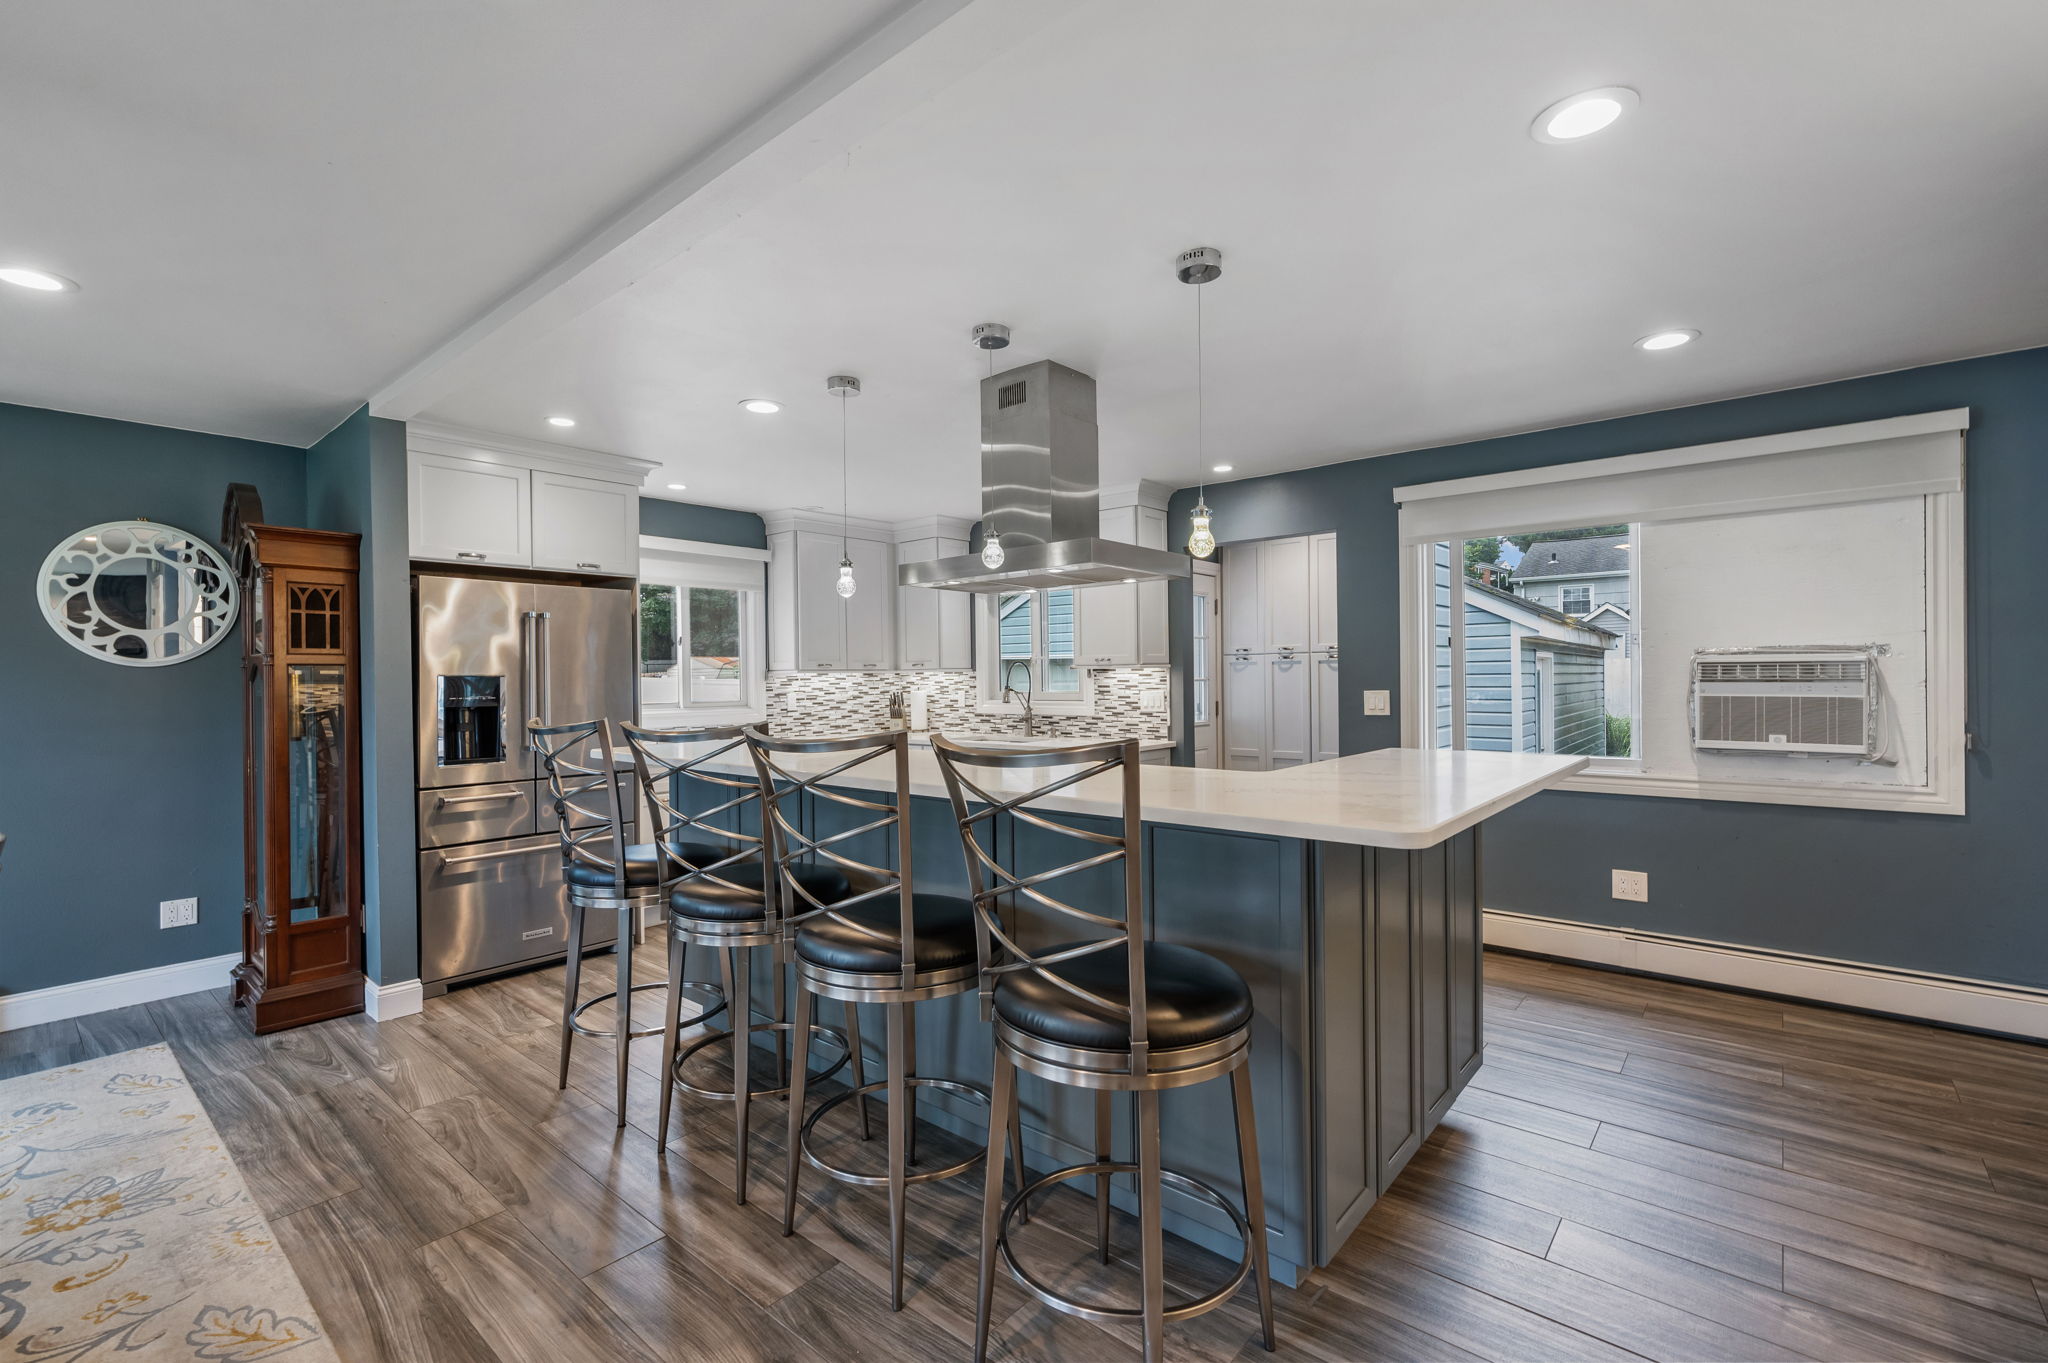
[636,738,1585,850]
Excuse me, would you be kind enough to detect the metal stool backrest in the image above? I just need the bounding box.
[929,736,1151,1065]
[529,717,634,898]
[618,721,763,897]
[743,727,915,988]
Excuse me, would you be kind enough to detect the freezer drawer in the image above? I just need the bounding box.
[417,780,540,848]
[419,833,617,987]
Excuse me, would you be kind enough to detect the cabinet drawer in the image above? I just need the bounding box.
[418,780,539,848]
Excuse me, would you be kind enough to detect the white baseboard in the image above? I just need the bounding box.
[1484,910,2048,1041]
[0,953,240,1033]
[364,978,425,1022]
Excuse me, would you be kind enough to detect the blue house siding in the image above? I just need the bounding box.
[1464,608,1514,751]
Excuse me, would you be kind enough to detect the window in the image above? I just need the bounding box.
[1397,409,1968,814]
[1430,527,1639,761]
[639,538,766,722]
[978,587,1092,713]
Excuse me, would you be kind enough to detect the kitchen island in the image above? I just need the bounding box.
[667,743,1585,1284]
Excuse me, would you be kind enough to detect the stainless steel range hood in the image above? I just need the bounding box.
[897,359,1191,593]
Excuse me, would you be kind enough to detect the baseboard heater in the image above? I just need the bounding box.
[1482,910,2048,1043]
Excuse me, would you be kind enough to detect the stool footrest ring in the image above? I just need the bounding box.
[672,1020,851,1102]
[798,1077,991,1188]
[998,1161,1254,1326]
[570,980,724,1041]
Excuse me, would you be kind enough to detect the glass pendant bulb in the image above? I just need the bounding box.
[1187,500,1217,560]
[835,557,857,598]
[980,534,1005,569]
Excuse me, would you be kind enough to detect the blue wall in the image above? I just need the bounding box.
[639,497,766,548]
[306,408,416,985]
[1169,347,2048,990]
[0,404,306,993]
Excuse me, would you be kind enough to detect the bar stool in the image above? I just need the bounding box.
[530,717,726,1126]
[750,727,1028,1313]
[931,735,1277,1363]
[621,721,861,1204]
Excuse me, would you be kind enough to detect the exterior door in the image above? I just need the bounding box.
[1191,561,1221,768]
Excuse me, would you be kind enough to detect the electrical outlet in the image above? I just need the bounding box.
[1611,870,1649,903]
[1361,690,1391,716]
[159,897,199,929]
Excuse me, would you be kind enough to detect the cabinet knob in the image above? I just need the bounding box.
[456,551,486,561]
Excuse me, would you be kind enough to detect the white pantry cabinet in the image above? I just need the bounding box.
[1076,483,1172,668]
[407,428,655,573]
[1220,530,1339,770]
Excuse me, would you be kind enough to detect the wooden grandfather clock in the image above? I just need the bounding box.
[225,484,366,1032]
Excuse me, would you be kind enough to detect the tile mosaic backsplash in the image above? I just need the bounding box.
[765,668,1171,741]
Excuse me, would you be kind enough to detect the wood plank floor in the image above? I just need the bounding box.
[9,947,2048,1362]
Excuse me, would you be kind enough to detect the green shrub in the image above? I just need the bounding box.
[1605,713,1633,758]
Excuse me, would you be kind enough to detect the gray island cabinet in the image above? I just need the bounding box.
[674,746,1585,1284]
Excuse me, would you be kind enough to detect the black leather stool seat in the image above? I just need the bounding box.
[993,942,1252,1052]
[792,893,978,975]
[564,839,734,889]
[669,861,851,922]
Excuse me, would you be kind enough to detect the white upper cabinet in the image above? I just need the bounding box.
[895,520,972,670]
[766,513,899,672]
[844,536,895,670]
[532,471,639,574]
[1077,483,1172,667]
[407,428,655,573]
[409,451,532,567]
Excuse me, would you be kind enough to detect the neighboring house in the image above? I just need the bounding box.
[1433,546,1615,755]
[1513,533,1634,718]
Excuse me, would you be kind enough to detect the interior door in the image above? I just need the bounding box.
[415,574,531,790]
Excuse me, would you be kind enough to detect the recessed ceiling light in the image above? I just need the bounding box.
[547,415,577,427]
[1531,86,1638,144]
[666,482,687,491]
[739,398,781,415]
[0,266,78,292]
[1212,464,1234,473]
[1635,329,1698,351]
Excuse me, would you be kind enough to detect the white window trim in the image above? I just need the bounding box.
[1396,412,1968,816]
[638,535,768,727]
[1559,585,1593,616]
[975,592,1095,717]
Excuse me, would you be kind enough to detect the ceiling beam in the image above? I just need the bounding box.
[370,0,1075,421]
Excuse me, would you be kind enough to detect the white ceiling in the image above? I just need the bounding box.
[414,0,2048,522]
[0,0,911,444]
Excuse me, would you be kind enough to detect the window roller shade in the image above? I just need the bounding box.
[1395,410,1966,545]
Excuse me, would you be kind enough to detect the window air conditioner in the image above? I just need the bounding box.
[1690,648,1879,757]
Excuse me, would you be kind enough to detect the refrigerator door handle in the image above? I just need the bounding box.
[521,610,539,733]
[538,611,554,726]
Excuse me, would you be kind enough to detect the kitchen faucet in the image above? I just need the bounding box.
[1000,660,1037,737]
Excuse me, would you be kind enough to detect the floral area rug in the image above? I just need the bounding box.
[0,1043,337,1361]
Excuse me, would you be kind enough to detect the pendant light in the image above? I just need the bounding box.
[971,323,1011,569]
[1177,246,1221,559]
[828,374,861,597]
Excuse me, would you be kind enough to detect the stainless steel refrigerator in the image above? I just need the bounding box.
[414,573,636,991]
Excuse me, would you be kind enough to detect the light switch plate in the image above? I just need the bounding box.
[1361,690,1391,716]
[159,897,199,929]
[1611,870,1649,903]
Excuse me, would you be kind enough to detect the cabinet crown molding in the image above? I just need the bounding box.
[1098,479,1174,512]
[408,421,659,486]
[763,509,902,541]
[890,514,976,544]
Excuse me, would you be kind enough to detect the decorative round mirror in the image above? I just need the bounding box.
[37,520,240,666]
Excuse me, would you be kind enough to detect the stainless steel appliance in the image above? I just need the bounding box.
[896,358,1192,592]
[414,573,636,991]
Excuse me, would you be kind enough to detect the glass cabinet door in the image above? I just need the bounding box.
[287,662,348,921]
